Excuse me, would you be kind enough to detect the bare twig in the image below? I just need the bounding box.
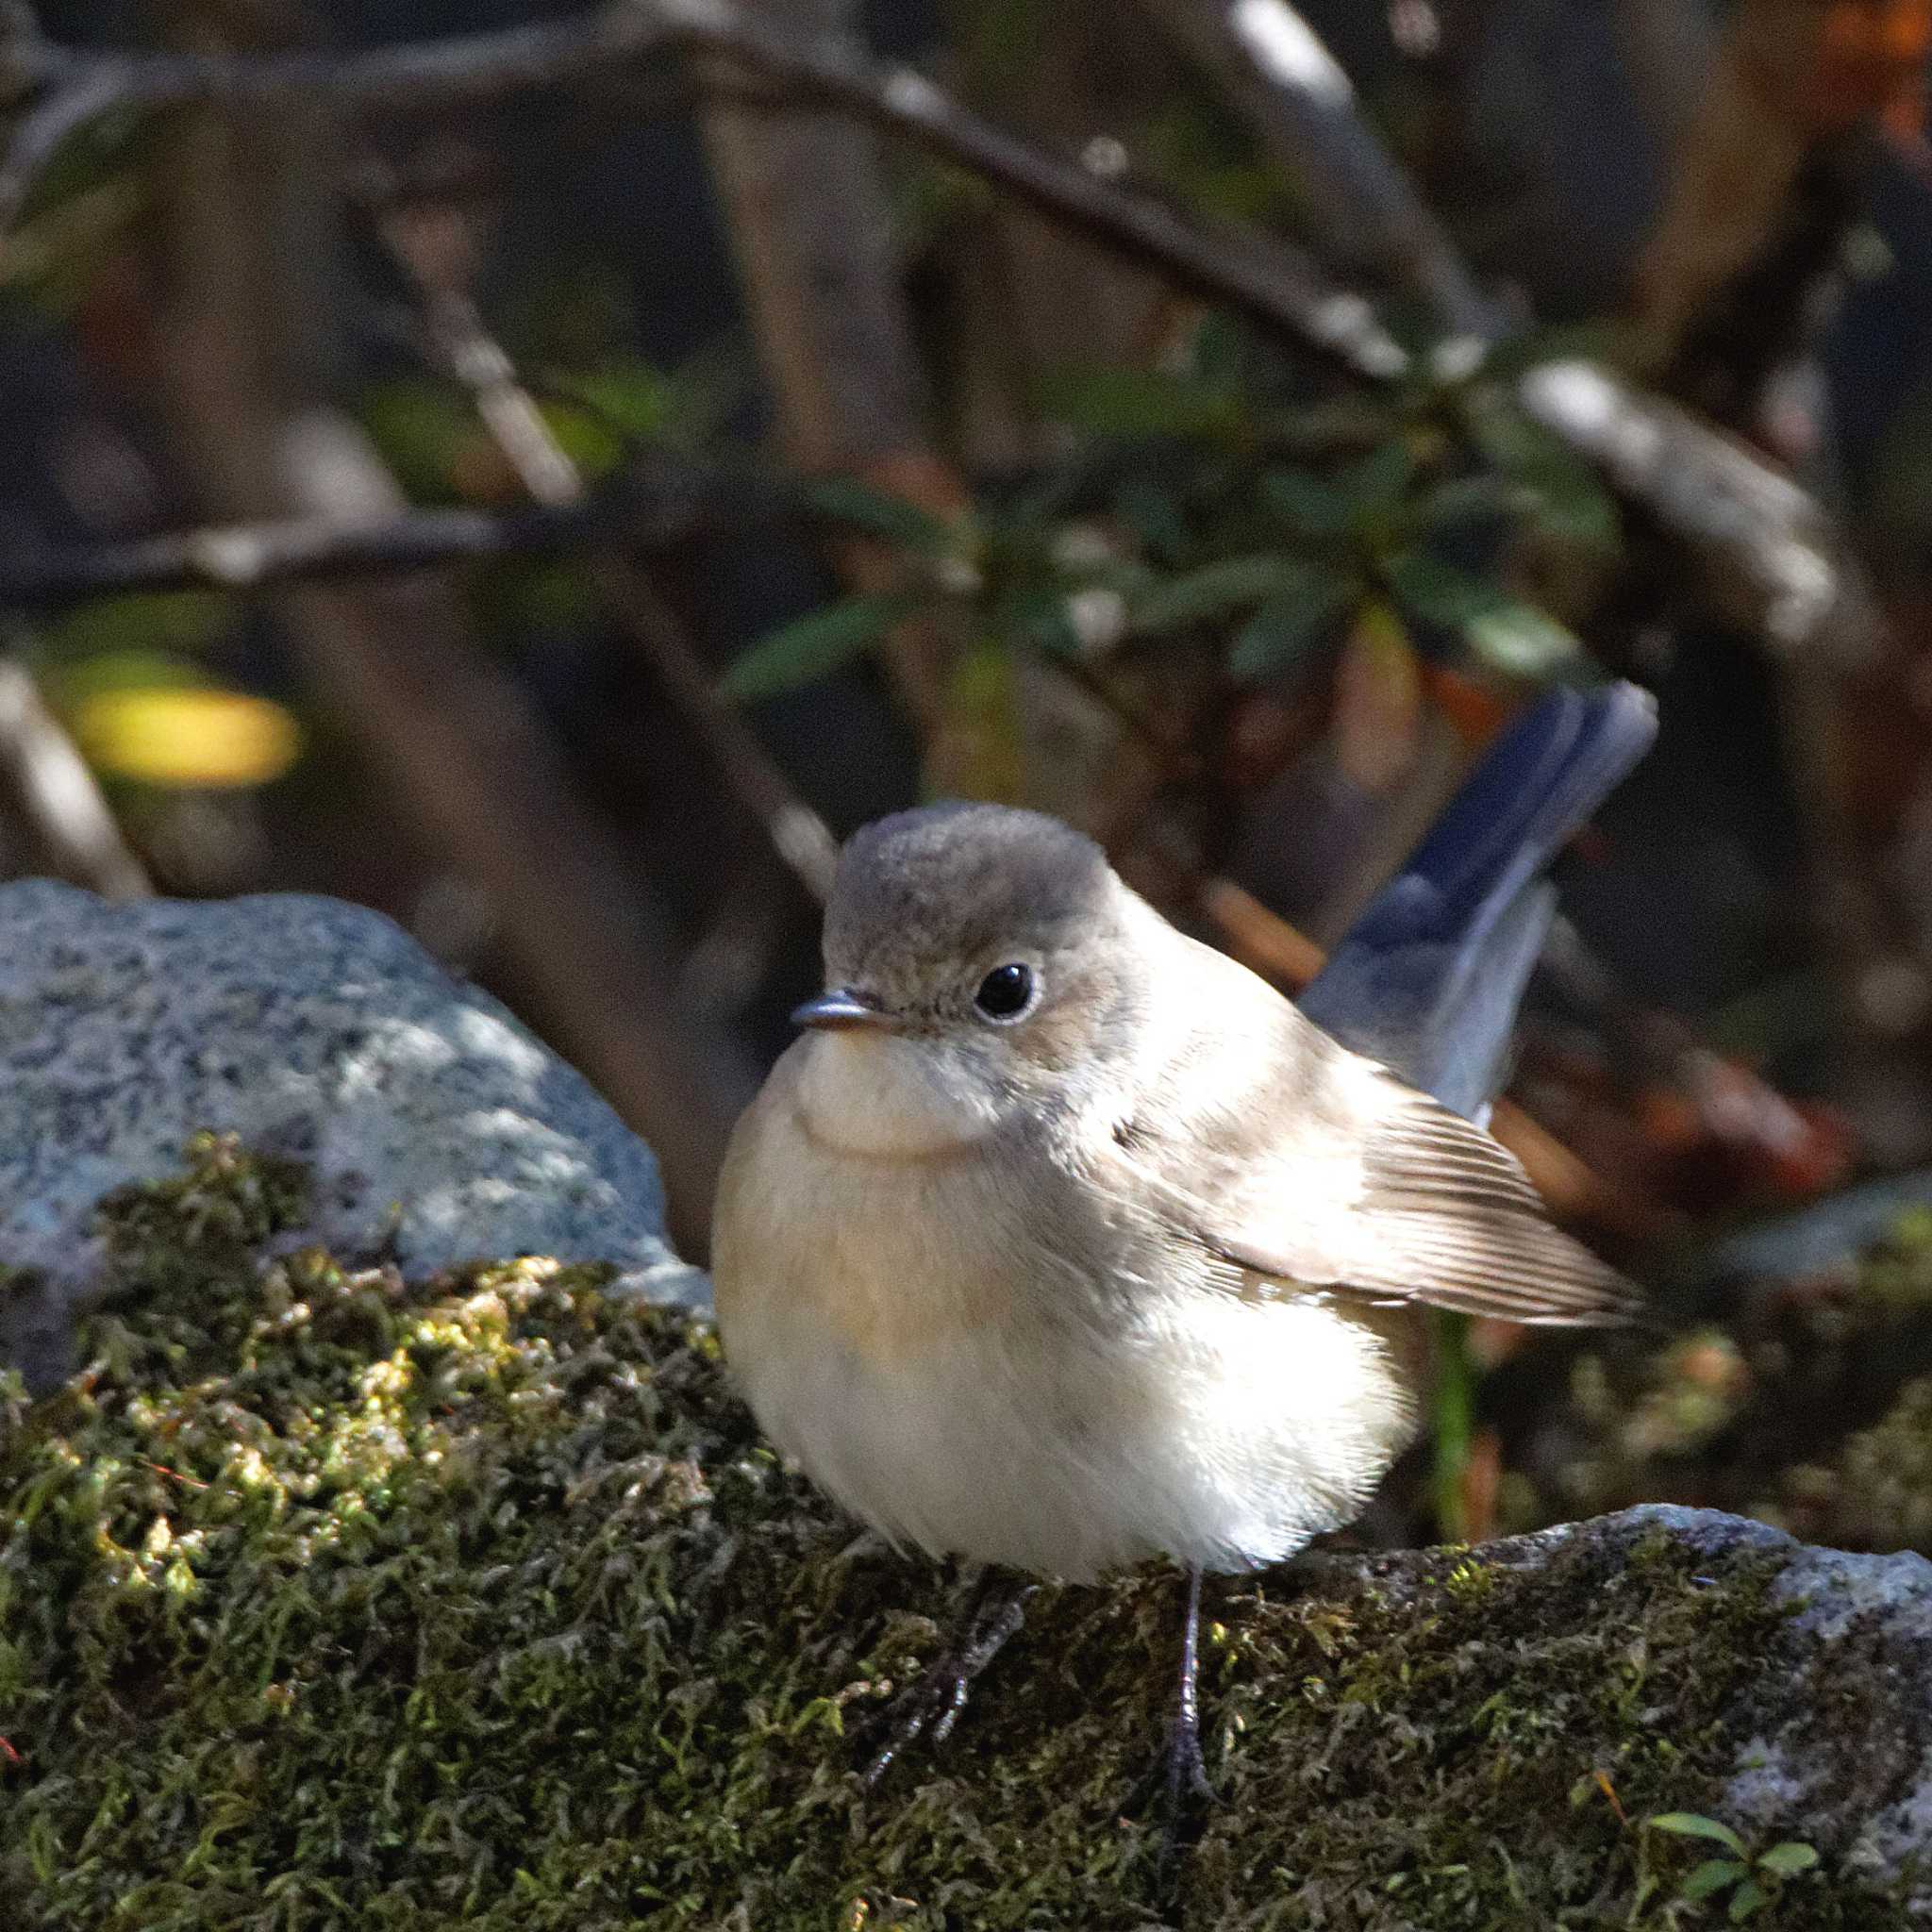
[382,206,841,902]
[0,0,1408,380]
[1137,0,1500,338]
[1515,359,1868,660]
[1133,0,1878,666]
[0,492,709,608]
[0,646,152,896]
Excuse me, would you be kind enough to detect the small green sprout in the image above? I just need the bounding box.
[1645,1811,1821,1922]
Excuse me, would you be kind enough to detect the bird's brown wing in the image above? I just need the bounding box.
[1099,932,1639,1326]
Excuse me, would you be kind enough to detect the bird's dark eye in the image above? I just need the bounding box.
[974,962,1036,1021]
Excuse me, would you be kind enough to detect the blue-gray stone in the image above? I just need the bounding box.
[0,881,705,1384]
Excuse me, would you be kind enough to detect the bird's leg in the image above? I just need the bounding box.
[861,1572,1037,1787]
[1136,1563,1215,1875]
[1166,1563,1214,1809]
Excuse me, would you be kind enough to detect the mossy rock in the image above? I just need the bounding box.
[0,1141,1919,1928]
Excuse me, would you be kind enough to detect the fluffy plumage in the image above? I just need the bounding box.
[713,777,1641,1584]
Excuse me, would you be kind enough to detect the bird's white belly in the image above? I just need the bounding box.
[715,1084,1418,1582]
[745,1285,1415,1582]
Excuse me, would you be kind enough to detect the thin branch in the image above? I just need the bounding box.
[380,201,840,902]
[0,499,630,608]
[0,456,798,608]
[1516,359,1870,660]
[0,645,152,896]
[1131,0,1878,665]
[1137,0,1500,338]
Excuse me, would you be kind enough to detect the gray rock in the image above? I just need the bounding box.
[1375,1504,1932,1913]
[1220,1503,1932,1917]
[1705,1509,1932,1903]
[0,881,705,1383]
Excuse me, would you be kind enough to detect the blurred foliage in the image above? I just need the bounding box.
[723,317,1622,741]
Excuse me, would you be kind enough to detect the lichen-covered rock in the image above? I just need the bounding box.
[0,1143,1921,1929]
[0,881,703,1383]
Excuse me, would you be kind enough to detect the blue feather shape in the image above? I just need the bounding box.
[1299,681,1657,1122]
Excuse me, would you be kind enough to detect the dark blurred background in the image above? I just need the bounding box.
[8,0,1932,1551]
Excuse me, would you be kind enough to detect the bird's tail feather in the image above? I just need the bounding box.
[1299,681,1657,1119]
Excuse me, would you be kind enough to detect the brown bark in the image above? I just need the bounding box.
[698,0,962,735]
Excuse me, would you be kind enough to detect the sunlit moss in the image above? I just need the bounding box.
[0,1139,1907,1928]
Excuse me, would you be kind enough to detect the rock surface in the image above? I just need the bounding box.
[0,880,703,1382]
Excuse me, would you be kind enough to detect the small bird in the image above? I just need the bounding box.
[712,681,1656,1806]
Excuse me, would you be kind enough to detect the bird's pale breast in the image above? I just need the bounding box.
[712,1035,1419,1582]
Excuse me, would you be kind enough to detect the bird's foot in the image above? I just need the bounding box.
[860,1580,1036,1787]
[1124,1694,1217,1877]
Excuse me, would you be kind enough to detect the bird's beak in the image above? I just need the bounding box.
[791,988,896,1032]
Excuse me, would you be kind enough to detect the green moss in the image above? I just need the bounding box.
[1779,1376,1932,1551]
[1518,1207,1932,1553]
[0,1140,1907,1928]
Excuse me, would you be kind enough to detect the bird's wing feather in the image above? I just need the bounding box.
[1098,927,1637,1326]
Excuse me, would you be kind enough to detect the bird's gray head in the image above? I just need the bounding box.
[798,803,1141,1083]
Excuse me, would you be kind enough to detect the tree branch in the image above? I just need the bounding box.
[0,0,1408,381]
[376,192,841,902]
[1,0,1875,658]
[1516,359,1868,658]
[0,495,672,608]
[1136,0,1501,338]
[0,645,152,897]
[1126,0,1878,666]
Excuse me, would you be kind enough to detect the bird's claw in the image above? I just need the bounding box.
[858,1581,1036,1787]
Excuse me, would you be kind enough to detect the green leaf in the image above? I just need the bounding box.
[558,358,677,443]
[1417,474,1512,530]
[1729,1876,1771,1922]
[1479,320,1631,382]
[1036,365,1241,439]
[1131,554,1298,635]
[1228,566,1357,679]
[1331,439,1415,519]
[1112,475,1191,564]
[1262,468,1355,537]
[1680,1859,1748,1901]
[1382,550,1507,628]
[358,377,479,505]
[50,593,231,664]
[795,475,958,557]
[1756,1842,1820,1878]
[1465,602,1589,679]
[1467,400,1620,551]
[991,583,1082,658]
[535,403,624,480]
[720,591,924,701]
[1383,550,1589,675]
[1648,1814,1749,1858]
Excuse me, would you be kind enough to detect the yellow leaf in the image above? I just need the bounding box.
[75,688,302,789]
